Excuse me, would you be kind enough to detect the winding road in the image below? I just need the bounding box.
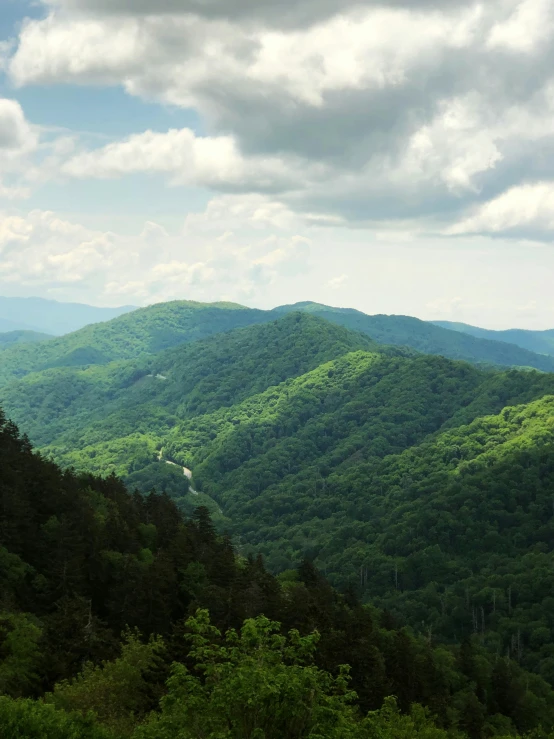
[157,450,198,495]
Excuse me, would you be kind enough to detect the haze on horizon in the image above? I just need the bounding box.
[0,0,553,330]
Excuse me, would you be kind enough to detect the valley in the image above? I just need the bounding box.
[2,298,554,737]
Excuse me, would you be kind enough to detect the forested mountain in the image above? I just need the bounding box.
[0,300,269,386]
[2,410,554,738]
[0,314,380,508]
[0,296,136,335]
[4,298,554,731]
[433,321,554,358]
[0,299,552,391]
[274,302,554,371]
[0,330,53,348]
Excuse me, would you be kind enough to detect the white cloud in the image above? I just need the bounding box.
[9,6,483,112]
[182,194,303,232]
[487,0,554,53]
[61,127,315,192]
[4,0,554,242]
[0,183,32,200]
[37,0,475,29]
[0,99,77,204]
[9,15,145,86]
[0,99,36,152]
[447,182,554,237]
[328,274,348,289]
[0,196,313,304]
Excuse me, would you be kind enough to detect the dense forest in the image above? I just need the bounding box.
[1,300,553,390]
[274,303,554,372]
[3,410,554,738]
[3,300,554,735]
[0,331,53,349]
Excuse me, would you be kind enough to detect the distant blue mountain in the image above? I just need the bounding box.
[0,296,137,336]
[432,321,554,358]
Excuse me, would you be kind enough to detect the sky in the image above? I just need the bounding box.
[0,0,553,328]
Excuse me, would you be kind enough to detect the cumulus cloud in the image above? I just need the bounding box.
[486,0,554,53]
[61,127,319,193]
[40,0,474,29]
[0,99,46,203]
[0,196,313,304]
[6,0,554,239]
[446,182,554,238]
[0,98,36,152]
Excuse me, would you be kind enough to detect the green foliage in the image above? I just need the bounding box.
[4,310,554,691]
[0,300,268,386]
[3,410,554,737]
[361,697,459,739]
[0,696,116,738]
[0,313,377,494]
[136,609,361,739]
[0,612,43,697]
[4,302,554,736]
[49,631,165,736]
[1,298,552,392]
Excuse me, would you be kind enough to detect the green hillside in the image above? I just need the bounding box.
[0,314,377,502]
[5,411,553,738]
[0,330,53,348]
[187,386,554,684]
[1,300,553,393]
[433,320,554,358]
[274,302,554,371]
[4,300,554,696]
[0,300,268,386]
[22,332,554,687]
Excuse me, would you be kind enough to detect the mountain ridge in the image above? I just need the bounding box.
[0,330,53,348]
[433,319,554,357]
[1,299,554,388]
[0,295,136,335]
[274,302,554,372]
[3,299,554,695]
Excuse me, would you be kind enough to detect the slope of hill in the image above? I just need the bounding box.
[1,299,553,392]
[0,300,269,386]
[433,320,554,358]
[0,295,136,335]
[52,355,553,684]
[0,314,378,501]
[161,378,554,684]
[6,410,552,737]
[3,303,554,700]
[0,330,53,348]
[273,302,554,372]
[15,328,552,683]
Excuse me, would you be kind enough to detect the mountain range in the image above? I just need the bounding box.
[433,320,554,358]
[3,404,554,738]
[1,298,554,692]
[1,299,554,383]
[0,295,136,335]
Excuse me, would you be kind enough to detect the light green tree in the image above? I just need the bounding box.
[135,608,363,739]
